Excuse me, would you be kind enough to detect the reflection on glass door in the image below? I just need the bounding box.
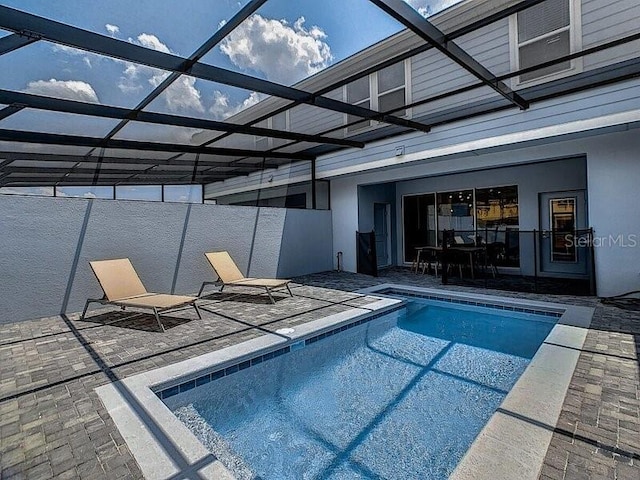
[539,190,587,276]
[550,197,577,262]
[436,190,474,244]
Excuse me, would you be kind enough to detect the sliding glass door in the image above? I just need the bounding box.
[403,194,436,262]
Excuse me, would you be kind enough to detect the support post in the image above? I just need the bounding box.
[533,229,539,293]
[441,229,449,285]
[311,158,317,210]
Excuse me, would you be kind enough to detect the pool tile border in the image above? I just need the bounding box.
[376,287,562,317]
[361,284,595,480]
[95,287,595,480]
[157,345,291,399]
[156,306,402,400]
[156,291,562,400]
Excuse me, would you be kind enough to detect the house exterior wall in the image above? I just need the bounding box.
[331,128,640,297]
[0,197,333,323]
[315,79,640,179]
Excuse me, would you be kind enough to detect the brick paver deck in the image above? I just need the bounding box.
[1,269,638,479]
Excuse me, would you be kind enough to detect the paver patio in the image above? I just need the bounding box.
[1,269,638,479]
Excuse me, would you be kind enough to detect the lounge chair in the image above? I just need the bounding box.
[197,251,293,304]
[81,258,202,332]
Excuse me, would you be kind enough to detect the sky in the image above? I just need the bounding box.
[0,0,461,198]
[0,0,461,123]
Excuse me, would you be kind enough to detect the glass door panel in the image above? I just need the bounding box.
[403,193,436,262]
[550,197,577,262]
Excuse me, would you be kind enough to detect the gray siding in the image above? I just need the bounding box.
[315,78,640,176]
[582,0,640,70]
[411,18,511,119]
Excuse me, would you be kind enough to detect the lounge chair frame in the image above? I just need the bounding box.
[81,295,202,332]
[198,251,293,304]
[197,278,293,303]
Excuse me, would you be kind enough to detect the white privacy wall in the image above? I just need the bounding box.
[586,131,640,297]
[0,196,333,323]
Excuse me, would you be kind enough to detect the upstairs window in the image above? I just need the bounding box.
[345,59,409,134]
[255,111,289,150]
[512,0,580,84]
[346,76,371,133]
[377,62,406,116]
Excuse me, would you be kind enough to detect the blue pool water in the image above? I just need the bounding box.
[163,297,556,480]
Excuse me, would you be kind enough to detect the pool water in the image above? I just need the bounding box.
[164,298,556,479]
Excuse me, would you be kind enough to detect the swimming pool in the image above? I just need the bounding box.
[161,295,558,479]
[96,286,593,480]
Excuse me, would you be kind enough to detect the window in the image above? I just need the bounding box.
[403,193,436,262]
[476,186,520,267]
[402,186,521,266]
[116,185,162,201]
[163,185,203,203]
[56,186,114,199]
[550,197,577,262]
[254,111,289,149]
[512,0,580,84]
[475,186,519,229]
[377,62,406,116]
[0,186,54,196]
[436,190,474,243]
[345,60,409,134]
[346,76,371,133]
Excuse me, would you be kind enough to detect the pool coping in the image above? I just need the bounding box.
[361,284,595,480]
[95,286,594,480]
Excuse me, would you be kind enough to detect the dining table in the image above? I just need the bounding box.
[447,245,486,279]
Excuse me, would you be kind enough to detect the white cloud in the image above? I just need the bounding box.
[209,90,261,120]
[155,76,205,113]
[24,79,100,103]
[52,44,97,69]
[105,24,120,36]
[118,34,205,113]
[404,0,462,17]
[0,187,54,196]
[52,44,85,56]
[219,14,332,84]
[134,33,172,54]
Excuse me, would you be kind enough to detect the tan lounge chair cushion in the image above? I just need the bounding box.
[229,278,290,288]
[205,251,290,286]
[90,258,147,301]
[205,252,245,283]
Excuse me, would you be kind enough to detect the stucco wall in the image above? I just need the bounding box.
[0,196,333,323]
[586,131,640,297]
